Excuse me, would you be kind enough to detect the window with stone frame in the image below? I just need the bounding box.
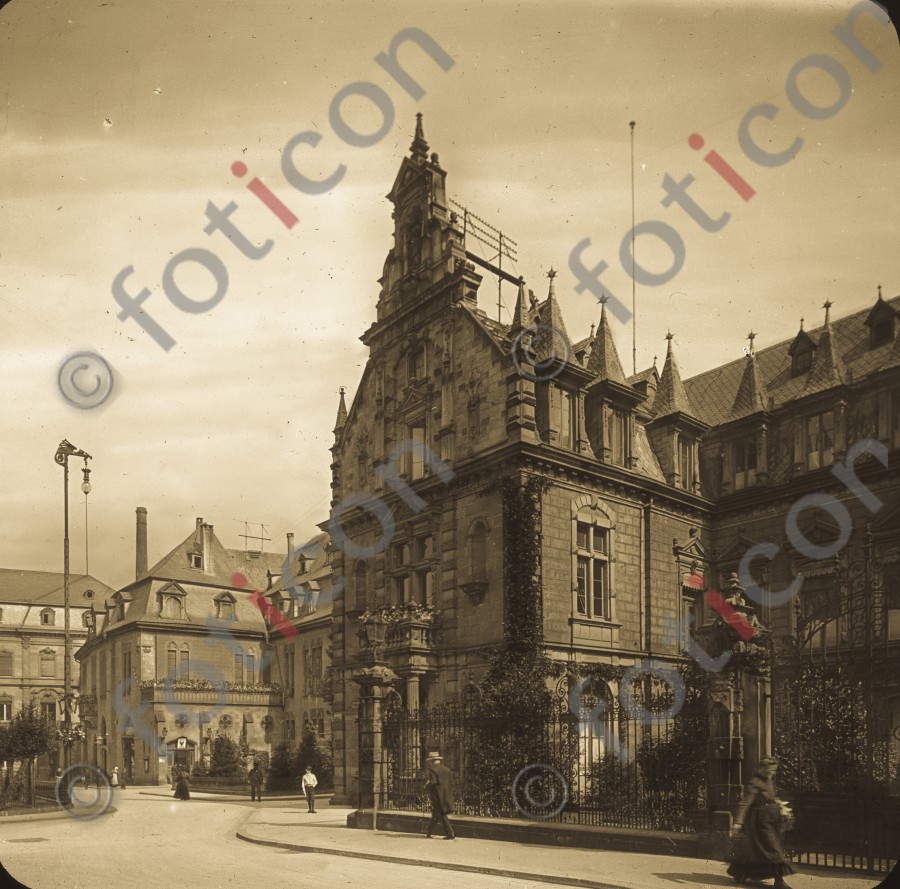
[609,407,629,466]
[575,521,610,620]
[0,699,11,722]
[40,649,56,678]
[0,650,13,677]
[552,383,574,449]
[805,410,834,470]
[40,608,55,626]
[799,573,845,651]
[733,434,758,490]
[408,345,426,382]
[679,437,697,490]
[885,388,900,451]
[40,701,56,723]
[407,422,426,479]
[179,644,190,679]
[166,643,177,679]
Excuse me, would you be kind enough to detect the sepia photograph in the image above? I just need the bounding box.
[0,1,898,887]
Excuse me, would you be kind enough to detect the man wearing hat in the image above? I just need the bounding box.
[423,751,456,840]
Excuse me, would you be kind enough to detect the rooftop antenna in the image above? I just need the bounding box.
[239,522,271,555]
[630,120,637,376]
[449,198,519,322]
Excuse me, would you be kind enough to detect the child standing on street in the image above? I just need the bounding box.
[301,766,317,813]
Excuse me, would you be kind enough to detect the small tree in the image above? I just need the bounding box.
[267,741,294,791]
[8,704,59,804]
[294,723,333,789]
[207,733,244,778]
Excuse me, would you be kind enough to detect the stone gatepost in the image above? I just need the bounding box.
[696,572,772,860]
[352,663,398,828]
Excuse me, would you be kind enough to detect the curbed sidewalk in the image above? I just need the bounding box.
[235,805,884,889]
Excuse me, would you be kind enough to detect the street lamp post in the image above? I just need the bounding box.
[54,440,92,771]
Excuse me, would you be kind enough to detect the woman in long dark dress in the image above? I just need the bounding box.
[173,765,190,801]
[727,757,796,888]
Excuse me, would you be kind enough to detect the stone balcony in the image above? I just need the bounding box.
[138,681,282,708]
[384,615,438,651]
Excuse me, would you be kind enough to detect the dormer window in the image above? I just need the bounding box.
[872,318,893,348]
[40,608,55,626]
[679,437,697,490]
[189,552,203,569]
[792,349,812,375]
[215,592,236,621]
[805,410,834,470]
[733,435,758,490]
[608,408,629,466]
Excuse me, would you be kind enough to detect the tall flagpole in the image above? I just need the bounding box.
[630,120,637,377]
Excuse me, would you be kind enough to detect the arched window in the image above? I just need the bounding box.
[572,499,616,623]
[166,643,177,679]
[354,561,368,611]
[40,608,55,626]
[179,644,190,679]
[163,596,181,619]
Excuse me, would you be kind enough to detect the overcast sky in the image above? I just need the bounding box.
[1,0,897,591]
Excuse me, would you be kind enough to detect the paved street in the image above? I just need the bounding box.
[0,789,571,889]
[1,789,889,889]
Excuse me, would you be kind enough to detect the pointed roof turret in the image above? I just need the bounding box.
[728,332,769,420]
[532,268,572,364]
[586,296,627,384]
[653,332,696,418]
[333,387,348,436]
[803,301,846,394]
[510,276,530,333]
[410,112,429,163]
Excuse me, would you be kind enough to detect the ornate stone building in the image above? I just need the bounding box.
[325,117,900,836]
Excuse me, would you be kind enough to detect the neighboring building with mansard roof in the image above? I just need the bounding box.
[0,568,116,776]
[74,512,291,785]
[324,117,900,812]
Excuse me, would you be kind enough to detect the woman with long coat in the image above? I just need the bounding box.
[173,765,190,801]
[727,757,796,888]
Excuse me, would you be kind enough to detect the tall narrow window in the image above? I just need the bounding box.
[123,648,132,682]
[734,435,758,490]
[354,561,368,611]
[679,438,696,490]
[40,608,55,626]
[575,522,610,619]
[552,385,573,449]
[41,701,56,723]
[0,651,13,677]
[99,653,107,697]
[0,701,11,721]
[409,424,426,479]
[409,346,425,381]
[166,644,177,679]
[246,653,255,685]
[806,411,834,470]
[179,646,189,679]
[234,653,244,684]
[610,409,628,465]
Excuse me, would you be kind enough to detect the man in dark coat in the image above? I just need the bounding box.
[423,751,456,839]
[248,762,264,802]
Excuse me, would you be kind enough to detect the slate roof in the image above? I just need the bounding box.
[0,569,116,606]
[653,337,697,419]
[586,303,628,384]
[684,294,900,428]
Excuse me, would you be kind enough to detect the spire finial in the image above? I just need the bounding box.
[799,316,805,332]
[589,322,595,338]
[410,113,429,162]
[878,283,882,299]
[747,331,756,355]
[653,354,658,369]
[823,300,833,324]
[546,267,557,299]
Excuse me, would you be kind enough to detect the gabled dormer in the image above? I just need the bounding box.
[865,285,897,349]
[721,334,771,493]
[787,318,817,377]
[213,591,236,622]
[583,296,643,467]
[646,333,709,493]
[531,270,591,452]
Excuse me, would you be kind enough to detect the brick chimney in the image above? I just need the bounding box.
[201,522,214,575]
[287,532,294,555]
[135,507,148,581]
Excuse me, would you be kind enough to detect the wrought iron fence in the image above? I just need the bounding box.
[772,532,900,874]
[382,681,708,833]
